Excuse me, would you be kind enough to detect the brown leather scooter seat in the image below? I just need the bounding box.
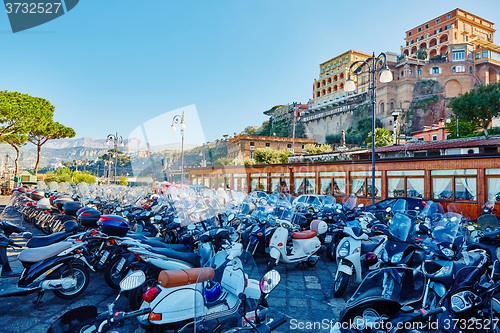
[291,230,317,239]
[158,267,215,288]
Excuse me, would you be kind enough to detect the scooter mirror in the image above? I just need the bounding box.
[386,207,391,213]
[154,215,162,221]
[358,204,364,208]
[260,270,281,294]
[123,210,129,216]
[116,207,122,212]
[227,213,235,222]
[119,270,146,291]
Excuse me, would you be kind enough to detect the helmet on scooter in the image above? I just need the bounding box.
[364,252,378,266]
[202,281,221,303]
[310,220,328,235]
[63,220,79,233]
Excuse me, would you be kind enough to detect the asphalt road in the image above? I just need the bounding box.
[0,196,353,333]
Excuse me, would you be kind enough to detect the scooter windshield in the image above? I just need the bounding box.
[346,267,425,308]
[418,200,444,221]
[194,250,259,333]
[388,213,413,241]
[431,213,460,245]
[343,196,358,210]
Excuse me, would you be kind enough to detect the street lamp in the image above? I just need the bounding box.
[344,52,393,205]
[106,132,123,184]
[171,111,185,185]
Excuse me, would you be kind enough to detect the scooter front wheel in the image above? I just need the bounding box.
[333,271,349,297]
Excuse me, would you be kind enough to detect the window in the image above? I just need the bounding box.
[351,171,382,198]
[431,169,477,201]
[387,170,425,198]
[447,14,451,20]
[465,35,468,42]
[483,50,490,58]
[408,31,412,37]
[265,142,270,147]
[453,65,465,73]
[320,172,346,196]
[469,66,473,74]
[475,52,481,60]
[445,24,452,30]
[408,69,412,75]
[452,50,465,61]
[400,70,404,77]
[406,41,409,46]
[464,23,468,31]
[432,67,440,74]
[436,19,440,24]
[486,169,500,202]
[417,68,422,75]
[287,143,291,149]
[379,102,385,114]
[418,137,424,141]
[250,142,255,150]
[250,152,254,159]
[432,135,437,141]
[425,24,429,29]
[418,27,422,32]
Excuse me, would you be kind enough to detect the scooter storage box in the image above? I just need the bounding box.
[54,196,73,211]
[63,201,83,216]
[78,208,101,228]
[98,215,129,237]
[30,190,45,201]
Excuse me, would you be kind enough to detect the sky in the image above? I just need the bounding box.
[1,0,500,146]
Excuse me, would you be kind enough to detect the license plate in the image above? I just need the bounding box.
[99,250,110,265]
[116,257,126,273]
[325,235,333,243]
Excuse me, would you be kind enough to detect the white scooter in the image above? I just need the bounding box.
[138,250,262,332]
[267,218,327,271]
[333,225,387,297]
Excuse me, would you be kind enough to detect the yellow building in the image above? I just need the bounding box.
[312,50,371,110]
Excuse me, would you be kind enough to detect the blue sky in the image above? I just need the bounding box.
[1,0,499,144]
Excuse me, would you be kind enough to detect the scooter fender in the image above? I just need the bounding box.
[430,281,447,298]
[336,262,353,277]
[141,285,202,325]
[269,247,281,263]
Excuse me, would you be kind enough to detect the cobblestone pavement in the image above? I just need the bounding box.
[0,196,355,333]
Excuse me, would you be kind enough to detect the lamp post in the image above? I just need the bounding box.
[106,132,123,184]
[344,52,393,205]
[170,111,186,185]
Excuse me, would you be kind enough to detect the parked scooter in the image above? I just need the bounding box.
[46,270,151,333]
[138,250,261,332]
[267,206,326,271]
[333,221,387,297]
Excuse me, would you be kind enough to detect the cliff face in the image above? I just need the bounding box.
[409,79,449,132]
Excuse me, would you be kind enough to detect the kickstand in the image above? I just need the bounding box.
[33,291,44,305]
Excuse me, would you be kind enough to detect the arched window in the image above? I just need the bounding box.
[334,85,338,91]
[379,102,385,114]
[316,82,320,89]
[322,89,326,95]
[322,80,326,86]
[340,73,344,80]
[327,87,331,94]
[316,91,320,97]
[340,83,344,90]
[417,68,422,75]
[390,101,395,110]
[328,78,332,84]
[334,75,338,81]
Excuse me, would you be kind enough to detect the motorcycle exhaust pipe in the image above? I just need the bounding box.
[40,277,77,290]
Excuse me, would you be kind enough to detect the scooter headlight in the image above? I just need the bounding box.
[382,249,389,262]
[391,251,404,263]
[338,241,350,258]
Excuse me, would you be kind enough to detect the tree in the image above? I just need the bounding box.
[1,133,27,178]
[0,91,47,140]
[118,176,128,186]
[304,144,333,154]
[449,82,500,136]
[366,128,393,147]
[215,157,236,166]
[444,117,478,139]
[28,121,76,174]
[254,148,290,164]
[416,48,428,60]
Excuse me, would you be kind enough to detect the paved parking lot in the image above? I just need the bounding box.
[0,197,352,333]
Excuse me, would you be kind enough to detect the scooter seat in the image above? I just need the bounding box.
[18,241,73,263]
[127,234,189,252]
[149,247,200,267]
[26,231,72,248]
[158,267,215,288]
[292,230,317,239]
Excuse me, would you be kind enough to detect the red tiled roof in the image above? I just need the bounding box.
[375,136,500,153]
